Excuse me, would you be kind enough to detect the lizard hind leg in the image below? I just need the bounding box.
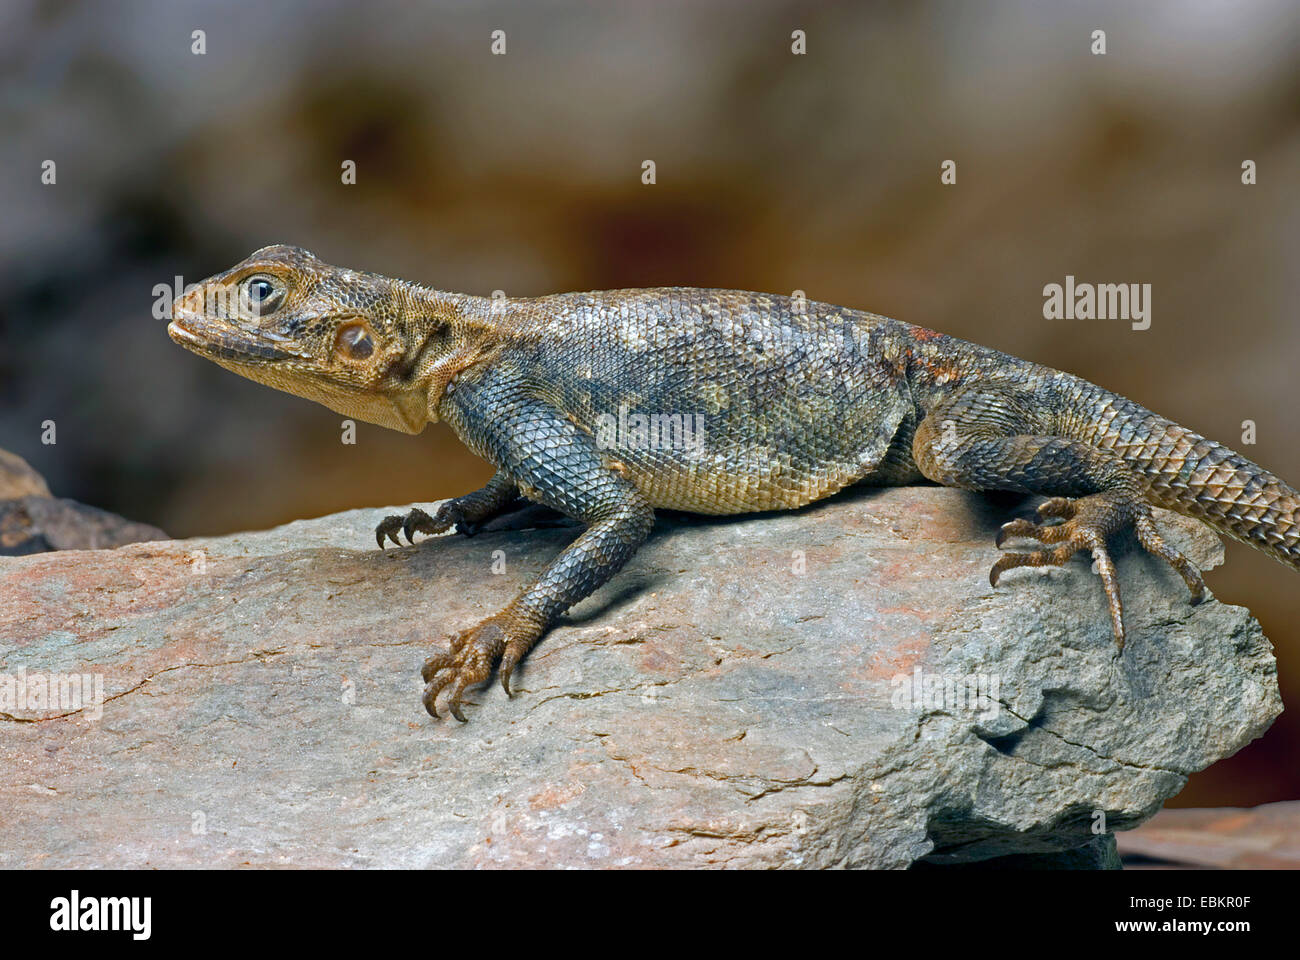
[912,392,1207,651]
[991,489,1207,649]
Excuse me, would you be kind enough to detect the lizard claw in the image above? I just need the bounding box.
[420,613,540,721]
[373,506,454,550]
[990,490,1206,651]
[375,515,406,549]
[402,507,436,544]
[498,637,531,697]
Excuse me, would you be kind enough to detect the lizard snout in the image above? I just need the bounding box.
[167,282,212,346]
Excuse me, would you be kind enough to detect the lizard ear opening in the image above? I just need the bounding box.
[336,322,375,360]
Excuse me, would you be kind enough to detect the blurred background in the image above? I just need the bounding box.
[1,0,1297,805]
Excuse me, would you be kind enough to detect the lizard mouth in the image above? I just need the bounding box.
[166,320,204,346]
[168,313,310,362]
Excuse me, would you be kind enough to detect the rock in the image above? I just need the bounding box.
[0,486,1280,868]
[0,447,167,555]
[0,495,168,555]
[1117,800,1300,869]
[915,834,1122,870]
[0,449,51,499]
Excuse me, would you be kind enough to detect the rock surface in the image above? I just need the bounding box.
[0,495,169,555]
[0,486,1281,868]
[0,448,167,555]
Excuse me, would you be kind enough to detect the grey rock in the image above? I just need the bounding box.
[915,834,1121,870]
[0,449,51,499]
[0,495,168,555]
[0,486,1280,868]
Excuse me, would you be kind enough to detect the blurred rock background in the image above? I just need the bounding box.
[1,0,1297,806]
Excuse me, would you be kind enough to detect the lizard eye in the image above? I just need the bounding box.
[337,322,374,359]
[244,276,284,315]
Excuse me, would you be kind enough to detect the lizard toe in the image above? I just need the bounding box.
[990,490,1209,651]
[375,515,405,549]
[1134,513,1207,604]
[402,507,432,544]
[403,506,456,544]
[1036,496,1077,521]
[989,542,1079,587]
[996,516,1069,548]
[498,636,533,696]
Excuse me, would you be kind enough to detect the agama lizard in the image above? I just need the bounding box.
[168,245,1300,721]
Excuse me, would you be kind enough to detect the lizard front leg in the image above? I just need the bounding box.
[375,471,520,548]
[421,381,654,720]
[913,388,1205,648]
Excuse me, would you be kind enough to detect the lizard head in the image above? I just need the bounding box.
[168,244,461,433]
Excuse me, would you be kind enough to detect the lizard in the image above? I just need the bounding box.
[168,244,1300,721]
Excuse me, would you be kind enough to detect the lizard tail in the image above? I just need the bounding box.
[1115,412,1300,570]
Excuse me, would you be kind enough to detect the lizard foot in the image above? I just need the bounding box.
[420,612,539,721]
[376,502,481,549]
[990,491,1206,650]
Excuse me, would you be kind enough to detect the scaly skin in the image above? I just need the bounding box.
[169,245,1300,720]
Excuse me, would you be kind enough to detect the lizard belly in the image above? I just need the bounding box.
[613,447,894,514]
[598,400,920,514]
